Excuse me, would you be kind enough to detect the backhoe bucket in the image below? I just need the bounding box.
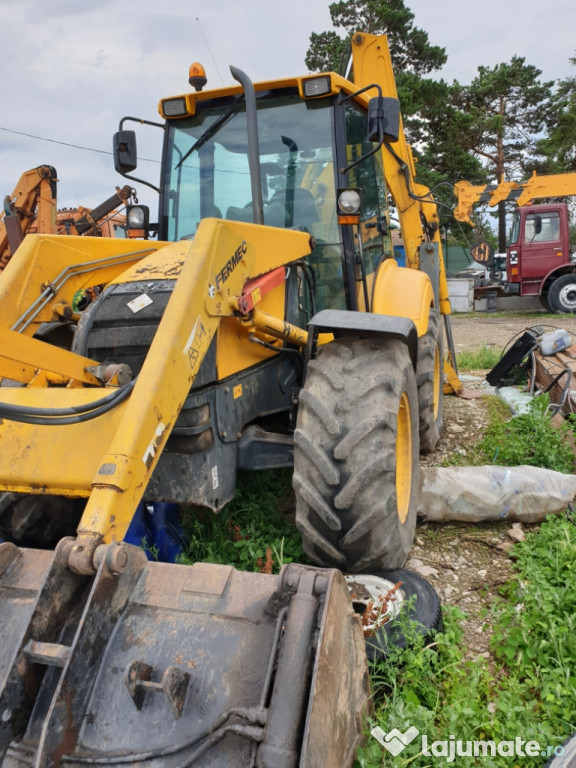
[0,539,370,767]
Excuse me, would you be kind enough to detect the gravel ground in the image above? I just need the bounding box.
[449,310,576,353]
[411,385,519,658]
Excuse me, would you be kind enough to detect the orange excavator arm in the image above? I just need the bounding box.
[1,168,134,272]
[0,165,58,270]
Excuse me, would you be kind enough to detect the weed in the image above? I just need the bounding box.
[445,393,574,472]
[141,537,160,561]
[357,513,576,767]
[457,345,502,371]
[478,394,574,472]
[491,514,576,728]
[178,468,305,573]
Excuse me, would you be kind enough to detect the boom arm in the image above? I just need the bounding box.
[58,185,134,236]
[454,171,576,225]
[0,165,58,269]
[350,33,450,315]
[1,168,134,273]
[349,33,461,392]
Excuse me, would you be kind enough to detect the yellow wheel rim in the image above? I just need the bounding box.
[396,391,412,524]
[433,344,441,420]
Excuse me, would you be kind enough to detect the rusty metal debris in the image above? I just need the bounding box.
[346,576,404,637]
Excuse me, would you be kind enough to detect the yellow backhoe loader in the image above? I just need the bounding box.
[0,32,459,765]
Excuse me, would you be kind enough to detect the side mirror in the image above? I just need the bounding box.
[367,97,400,144]
[113,130,138,174]
[534,215,543,235]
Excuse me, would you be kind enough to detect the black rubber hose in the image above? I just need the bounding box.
[0,380,136,425]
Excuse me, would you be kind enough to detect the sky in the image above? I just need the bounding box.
[1,0,575,214]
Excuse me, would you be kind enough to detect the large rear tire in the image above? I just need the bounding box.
[294,337,419,573]
[417,309,444,454]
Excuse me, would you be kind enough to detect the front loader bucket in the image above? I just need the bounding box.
[0,540,370,767]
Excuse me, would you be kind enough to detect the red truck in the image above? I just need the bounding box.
[505,201,575,312]
[454,173,576,313]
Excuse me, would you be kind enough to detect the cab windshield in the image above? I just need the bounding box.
[161,91,338,244]
[160,89,392,312]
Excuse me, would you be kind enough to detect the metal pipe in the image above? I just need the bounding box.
[230,66,264,226]
[257,571,318,768]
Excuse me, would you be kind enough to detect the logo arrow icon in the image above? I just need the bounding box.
[371,725,420,756]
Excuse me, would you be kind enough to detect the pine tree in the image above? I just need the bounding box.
[305,0,446,76]
[305,0,447,133]
[531,53,576,173]
[451,58,555,250]
[305,0,485,236]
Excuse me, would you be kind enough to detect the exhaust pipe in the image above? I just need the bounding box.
[230,66,264,226]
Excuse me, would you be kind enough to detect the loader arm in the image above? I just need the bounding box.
[0,219,311,574]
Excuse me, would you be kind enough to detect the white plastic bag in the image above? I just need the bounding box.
[418,465,576,523]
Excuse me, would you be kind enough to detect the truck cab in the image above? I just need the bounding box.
[506,202,571,296]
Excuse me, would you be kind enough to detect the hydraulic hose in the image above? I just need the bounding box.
[0,379,136,425]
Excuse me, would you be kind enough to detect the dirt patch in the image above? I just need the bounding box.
[449,310,576,353]
[409,310,570,658]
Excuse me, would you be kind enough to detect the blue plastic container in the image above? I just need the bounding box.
[124,502,184,563]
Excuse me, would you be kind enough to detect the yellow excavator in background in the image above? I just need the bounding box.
[0,32,458,765]
[454,171,576,225]
[1,166,135,272]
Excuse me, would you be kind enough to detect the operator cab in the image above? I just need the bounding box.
[115,70,399,314]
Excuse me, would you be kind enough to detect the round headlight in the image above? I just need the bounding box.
[338,189,362,215]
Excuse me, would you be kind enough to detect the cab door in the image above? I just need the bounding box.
[337,100,395,311]
[519,207,565,285]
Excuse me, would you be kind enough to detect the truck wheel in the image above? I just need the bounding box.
[345,569,442,661]
[294,337,419,573]
[540,293,552,312]
[548,275,576,314]
[417,309,444,453]
[0,493,83,548]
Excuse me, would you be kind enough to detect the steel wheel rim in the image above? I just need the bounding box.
[345,573,405,635]
[559,284,576,310]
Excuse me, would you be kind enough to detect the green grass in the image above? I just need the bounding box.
[456,345,502,371]
[178,468,305,573]
[356,513,576,767]
[445,393,575,472]
[453,311,560,321]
